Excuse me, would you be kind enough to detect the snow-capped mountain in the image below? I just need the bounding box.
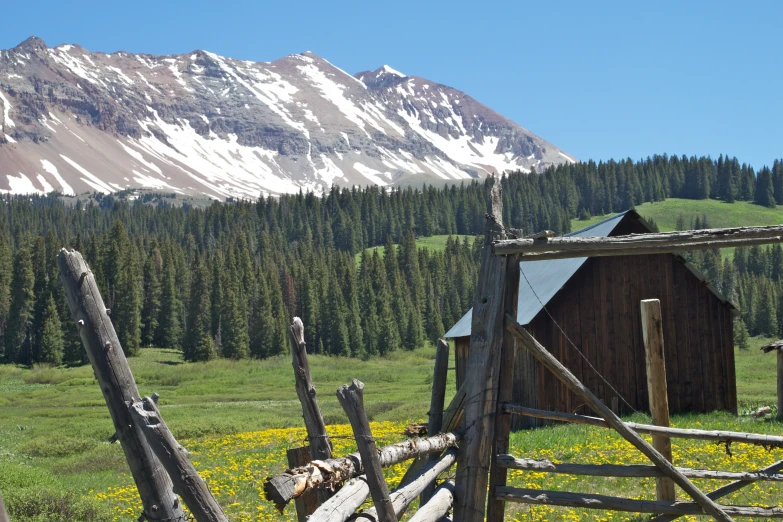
[0,36,576,198]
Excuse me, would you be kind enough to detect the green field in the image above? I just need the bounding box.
[571,198,783,233]
[356,234,475,264]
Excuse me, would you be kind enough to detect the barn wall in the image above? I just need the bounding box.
[525,254,737,419]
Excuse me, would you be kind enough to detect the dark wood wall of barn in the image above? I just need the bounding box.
[453,216,737,430]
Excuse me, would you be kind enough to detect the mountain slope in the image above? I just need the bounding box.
[0,36,575,198]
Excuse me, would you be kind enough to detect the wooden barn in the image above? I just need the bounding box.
[445,210,738,429]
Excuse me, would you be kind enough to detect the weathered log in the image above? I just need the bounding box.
[337,379,397,522]
[493,224,783,255]
[496,487,783,517]
[455,179,509,522]
[354,450,457,521]
[57,249,184,521]
[0,492,9,522]
[287,446,320,522]
[420,339,449,506]
[779,351,783,421]
[497,456,783,482]
[264,432,458,507]
[641,299,675,502]
[650,458,783,522]
[409,481,454,522]
[504,404,783,447]
[308,476,370,522]
[506,318,734,522]
[129,397,228,522]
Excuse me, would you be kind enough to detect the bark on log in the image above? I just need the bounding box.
[409,481,455,522]
[650,458,783,522]
[641,299,675,502]
[287,446,320,522]
[497,487,783,517]
[420,339,449,506]
[497,456,783,482]
[778,351,783,421]
[353,450,457,521]
[506,318,735,522]
[0,492,9,522]
[504,404,783,447]
[290,317,332,462]
[493,224,783,255]
[455,179,509,522]
[129,397,228,522]
[308,476,370,522]
[57,249,184,522]
[264,432,458,508]
[337,379,397,522]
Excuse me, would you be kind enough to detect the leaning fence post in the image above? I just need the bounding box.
[337,379,398,522]
[419,338,449,506]
[129,396,229,522]
[57,249,185,521]
[641,299,675,503]
[286,446,320,522]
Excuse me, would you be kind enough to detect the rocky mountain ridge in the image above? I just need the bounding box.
[0,36,575,198]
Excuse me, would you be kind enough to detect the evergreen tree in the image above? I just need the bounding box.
[182,258,216,362]
[141,248,162,346]
[220,279,249,359]
[37,295,63,365]
[755,167,776,208]
[6,246,35,364]
[114,242,143,356]
[156,251,182,349]
[735,317,750,351]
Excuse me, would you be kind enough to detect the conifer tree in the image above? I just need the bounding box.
[156,251,182,349]
[115,242,143,356]
[183,258,216,362]
[220,279,249,359]
[37,295,63,365]
[6,246,35,364]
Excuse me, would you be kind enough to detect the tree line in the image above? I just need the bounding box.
[0,152,781,365]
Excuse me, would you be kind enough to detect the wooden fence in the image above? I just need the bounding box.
[48,181,783,521]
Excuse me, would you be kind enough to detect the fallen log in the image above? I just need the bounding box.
[504,404,783,448]
[263,432,458,508]
[308,476,369,522]
[409,481,454,522]
[354,450,457,521]
[492,224,783,255]
[498,456,783,482]
[496,487,783,517]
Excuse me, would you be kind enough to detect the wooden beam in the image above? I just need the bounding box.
[650,458,783,522]
[57,249,184,522]
[779,352,783,421]
[0,492,9,522]
[129,397,228,522]
[505,318,735,522]
[493,224,783,256]
[486,255,520,522]
[409,481,455,522]
[307,476,369,522]
[496,487,783,517]
[420,339,450,506]
[354,450,457,522]
[641,299,675,502]
[454,179,509,522]
[497,456,783,482]
[287,446,319,522]
[337,379,397,522]
[263,432,458,507]
[503,404,783,447]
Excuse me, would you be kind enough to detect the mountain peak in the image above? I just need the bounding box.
[355,64,408,88]
[14,36,47,53]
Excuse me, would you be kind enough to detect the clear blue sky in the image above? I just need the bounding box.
[3,1,781,168]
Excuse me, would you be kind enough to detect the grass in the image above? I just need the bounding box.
[356,234,475,264]
[1,314,782,519]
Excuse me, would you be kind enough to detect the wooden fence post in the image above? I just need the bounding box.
[0,492,9,522]
[129,397,229,522]
[454,179,509,522]
[420,338,449,505]
[337,379,397,522]
[641,299,675,502]
[57,249,185,522]
[778,351,783,421]
[287,446,320,522]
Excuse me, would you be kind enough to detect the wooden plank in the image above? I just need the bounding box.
[486,256,520,522]
[672,258,692,412]
[287,447,319,522]
[454,180,509,522]
[336,379,397,522]
[498,455,783,482]
[504,404,783,447]
[661,257,681,413]
[129,397,228,522]
[641,299,675,502]
[504,321,735,522]
[419,338,450,506]
[496,487,783,517]
[409,481,454,522]
[57,249,184,522]
[493,225,783,255]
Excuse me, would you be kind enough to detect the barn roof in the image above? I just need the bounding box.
[443,210,737,338]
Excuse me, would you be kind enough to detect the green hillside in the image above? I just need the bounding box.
[356,234,475,264]
[571,198,783,233]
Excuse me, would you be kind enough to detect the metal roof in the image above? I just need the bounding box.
[443,210,737,339]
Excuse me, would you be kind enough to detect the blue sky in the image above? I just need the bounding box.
[4,1,781,168]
